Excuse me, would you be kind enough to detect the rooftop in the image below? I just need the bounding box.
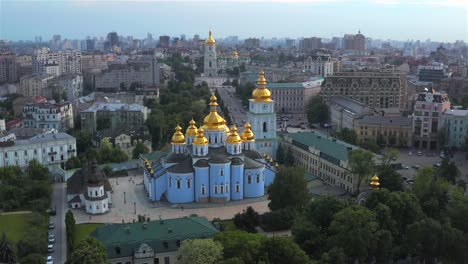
[286,131,358,161]
[443,109,468,117]
[356,116,412,127]
[330,96,370,115]
[82,102,146,113]
[0,132,75,148]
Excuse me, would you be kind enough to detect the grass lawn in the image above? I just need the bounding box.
[74,223,105,246]
[0,213,32,243]
[220,219,238,232]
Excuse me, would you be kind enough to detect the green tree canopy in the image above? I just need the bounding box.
[267,166,309,211]
[348,149,375,192]
[307,95,329,124]
[377,165,403,192]
[438,158,459,184]
[213,231,265,264]
[333,128,357,145]
[66,237,107,264]
[259,237,309,264]
[412,167,450,219]
[132,142,149,159]
[178,239,223,264]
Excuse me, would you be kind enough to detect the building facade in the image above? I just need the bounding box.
[354,116,413,147]
[329,96,372,131]
[19,75,55,97]
[412,90,451,150]
[91,216,219,264]
[441,109,468,149]
[81,103,149,133]
[46,74,83,103]
[304,54,334,77]
[299,37,322,51]
[143,90,277,204]
[321,71,406,110]
[282,131,359,193]
[0,131,76,168]
[204,31,218,77]
[0,52,17,84]
[343,31,366,51]
[418,63,450,83]
[22,102,74,131]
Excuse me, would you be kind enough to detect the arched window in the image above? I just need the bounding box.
[169,177,172,188]
[220,185,224,194]
[214,185,218,194]
[220,168,224,176]
[236,184,240,192]
[201,148,204,155]
[256,174,260,183]
[209,61,212,67]
[263,122,267,132]
[187,178,191,188]
[95,191,98,196]
[248,175,252,184]
[201,185,206,195]
[225,184,229,193]
[177,179,181,189]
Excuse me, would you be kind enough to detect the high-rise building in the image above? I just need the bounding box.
[343,31,366,51]
[204,31,218,77]
[299,37,322,51]
[86,39,96,51]
[244,38,260,48]
[303,53,334,77]
[285,39,296,49]
[104,32,119,51]
[59,49,82,75]
[158,35,170,47]
[32,48,59,75]
[0,51,17,84]
[32,48,82,76]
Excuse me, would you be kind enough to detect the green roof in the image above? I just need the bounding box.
[140,151,166,161]
[92,216,219,259]
[286,131,358,162]
[266,83,305,89]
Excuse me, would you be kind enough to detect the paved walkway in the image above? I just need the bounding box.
[73,173,270,224]
[0,211,32,215]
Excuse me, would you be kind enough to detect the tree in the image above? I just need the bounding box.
[214,231,265,264]
[268,166,309,211]
[18,253,44,264]
[333,128,357,145]
[66,210,76,252]
[261,207,296,231]
[412,167,449,219]
[348,149,375,193]
[327,206,379,262]
[65,156,82,170]
[307,96,329,125]
[16,228,47,258]
[27,160,50,182]
[178,239,223,264]
[379,148,399,166]
[276,143,285,165]
[439,158,459,184]
[318,247,346,264]
[96,117,111,131]
[376,134,385,146]
[377,165,403,191]
[259,237,309,264]
[233,206,261,233]
[132,142,149,159]
[66,237,107,264]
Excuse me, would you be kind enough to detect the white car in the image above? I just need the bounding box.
[48,244,54,253]
[46,256,53,264]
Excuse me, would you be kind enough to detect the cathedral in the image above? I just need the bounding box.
[143,71,278,203]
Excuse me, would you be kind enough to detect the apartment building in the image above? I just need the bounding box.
[0,51,17,84]
[19,75,55,97]
[329,96,372,131]
[354,116,413,147]
[304,53,334,77]
[441,109,468,149]
[22,102,74,132]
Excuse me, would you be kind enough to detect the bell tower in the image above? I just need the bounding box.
[204,31,218,77]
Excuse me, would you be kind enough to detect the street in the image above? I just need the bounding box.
[216,86,248,127]
[50,183,67,264]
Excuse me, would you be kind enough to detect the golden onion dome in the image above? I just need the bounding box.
[171,124,186,144]
[225,125,230,135]
[186,118,198,137]
[227,125,242,144]
[241,123,255,142]
[370,174,380,190]
[193,127,209,146]
[252,70,272,102]
[205,31,216,46]
[203,94,227,130]
[233,48,239,59]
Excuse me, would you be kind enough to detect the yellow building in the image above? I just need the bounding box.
[354,116,413,147]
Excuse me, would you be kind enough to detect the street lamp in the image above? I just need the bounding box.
[124,192,126,204]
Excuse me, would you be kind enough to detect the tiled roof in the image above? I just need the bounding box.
[92,216,219,259]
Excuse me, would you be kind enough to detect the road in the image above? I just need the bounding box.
[216,86,248,128]
[50,183,67,264]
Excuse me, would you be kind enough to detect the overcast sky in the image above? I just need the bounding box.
[1,0,467,42]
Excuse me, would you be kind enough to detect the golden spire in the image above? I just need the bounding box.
[233,48,239,59]
[203,93,227,130]
[370,174,380,190]
[205,31,216,46]
[171,124,185,144]
[241,123,255,142]
[150,169,154,174]
[227,125,242,144]
[186,118,198,137]
[193,127,208,146]
[252,70,272,102]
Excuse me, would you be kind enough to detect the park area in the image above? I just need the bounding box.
[0,212,33,243]
[73,223,105,246]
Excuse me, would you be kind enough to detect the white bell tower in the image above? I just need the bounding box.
[204,31,218,77]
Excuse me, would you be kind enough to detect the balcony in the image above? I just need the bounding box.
[48,151,57,155]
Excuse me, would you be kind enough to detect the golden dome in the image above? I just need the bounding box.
[203,94,227,130]
[241,123,255,142]
[186,119,198,137]
[150,169,154,174]
[205,31,216,46]
[227,125,242,144]
[171,124,185,144]
[370,174,380,190]
[225,125,230,135]
[252,70,272,102]
[193,127,208,146]
[233,48,239,59]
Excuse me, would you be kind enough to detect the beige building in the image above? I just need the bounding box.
[19,75,54,97]
[81,54,108,73]
[321,70,407,110]
[94,128,152,158]
[354,116,413,147]
[0,51,17,84]
[283,131,360,193]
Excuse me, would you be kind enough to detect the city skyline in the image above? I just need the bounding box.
[1,0,467,43]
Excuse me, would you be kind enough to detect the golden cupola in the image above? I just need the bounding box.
[242,123,255,142]
[227,125,242,144]
[252,70,272,102]
[186,119,198,137]
[171,124,186,144]
[203,94,227,131]
[205,31,216,46]
[233,48,239,59]
[370,175,380,190]
[193,127,209,145]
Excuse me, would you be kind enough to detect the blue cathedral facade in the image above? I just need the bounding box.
[143,70,278,203]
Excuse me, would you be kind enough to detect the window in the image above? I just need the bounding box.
[220,185,224,194]
[177,179,181,189]
[220,168,224,176]
[263,122,267,132]
[97,205,99,210]
[95,191,98,196]
[214,185,218,194]
[201,185,206,195]
[226,184,229,193]
[248,175,252,184]
[187,178,191,188]
[256,174,260,183]
[103,203,106,208]
[164,256,170,264]
[169,177,172,188]
[236,184,240,192]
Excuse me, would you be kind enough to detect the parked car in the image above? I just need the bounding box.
[48,234,55,244]
[48,222,55,229]
[46,256,53,264]
[417,151,422,156]
[412,165,420,169]
[47,244,54,253]
[403,165,410,170]
[433,162,441,168]
[50,208,56,216]
[408,151,413,156]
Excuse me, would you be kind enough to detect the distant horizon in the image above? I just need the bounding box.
[1,0,467,43]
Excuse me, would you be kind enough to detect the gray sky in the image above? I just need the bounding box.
[1,0,467,42]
